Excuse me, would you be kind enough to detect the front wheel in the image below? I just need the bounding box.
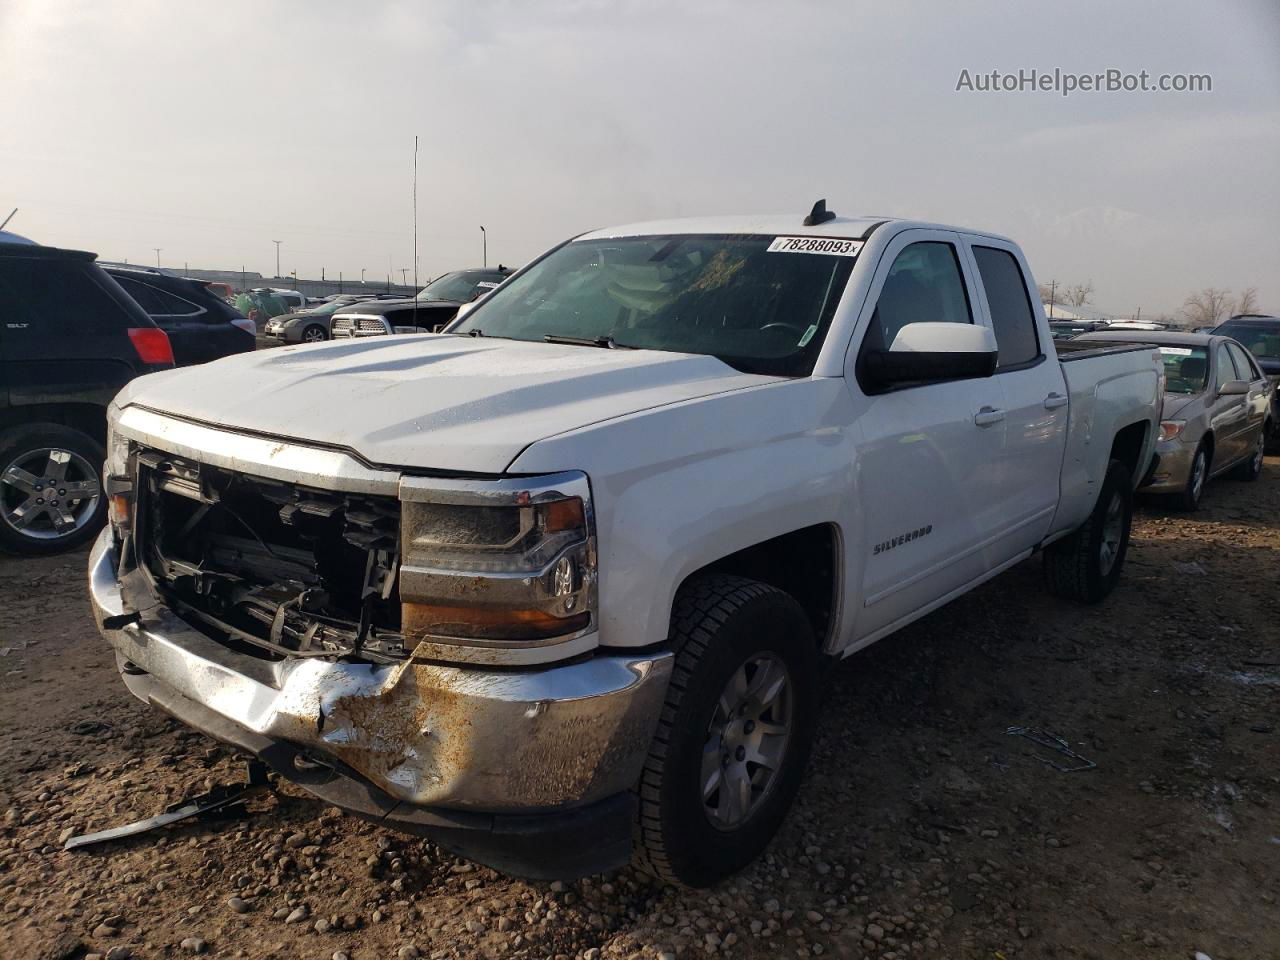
[301,324,328,343]
[633,575,819,887]
[1175,443,1209,511]
[1043,458,1133,604]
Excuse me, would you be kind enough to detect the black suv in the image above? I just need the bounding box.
[0,242,174,555]
[1212,314,1280,439]
[102,265,255,365]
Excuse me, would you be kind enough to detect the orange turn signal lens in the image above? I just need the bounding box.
[543,497,585,533]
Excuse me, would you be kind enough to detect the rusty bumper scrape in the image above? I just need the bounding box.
[90,529,673,814]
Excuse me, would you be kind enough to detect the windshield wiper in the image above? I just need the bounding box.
[543,334,634,349]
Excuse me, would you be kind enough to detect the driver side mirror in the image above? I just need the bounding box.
[1217,379,1249,397]
[862,322,998,393]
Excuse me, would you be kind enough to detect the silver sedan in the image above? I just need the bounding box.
[1076,331,1272,509]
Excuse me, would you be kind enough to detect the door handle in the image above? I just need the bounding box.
[973,406,1005,427]
[1043,392,1068,410]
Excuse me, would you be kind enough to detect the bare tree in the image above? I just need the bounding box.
[1233,286,1259,317]
[1181,288,1234,328]
[1037,282,1055,303]
[1063,280,1094,308]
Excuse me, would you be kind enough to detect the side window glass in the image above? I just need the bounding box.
[972,246,1040,369]
[1214,343,1239,387]
[861,241,972,355]
[1227,343,1259,380]
[116,277,168,314]
[147,286,202,316]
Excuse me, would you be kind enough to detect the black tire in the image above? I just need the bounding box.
[1232,425,1267,481]
[1043,458,1133,604]
[301,324,328,343]
[633,574,819,887]
[1174,442,1209,511]
[0,424,106,556]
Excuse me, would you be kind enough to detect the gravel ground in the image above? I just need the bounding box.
[2,458,1278,960]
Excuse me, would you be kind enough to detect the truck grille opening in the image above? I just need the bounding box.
[135,448,406,661]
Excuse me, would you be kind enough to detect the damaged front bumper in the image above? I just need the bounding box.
[89,529,673,878]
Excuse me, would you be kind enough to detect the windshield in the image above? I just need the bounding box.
[1215,321,1280,361]
[1158,346,1210,394]
[449,234,856,376]
[417,270,506,303]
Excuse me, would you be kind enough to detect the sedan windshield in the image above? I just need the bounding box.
[417,270,506,303]
[449,234,856,376]
[1158,346,1210,394]
[1214,321,1280,361]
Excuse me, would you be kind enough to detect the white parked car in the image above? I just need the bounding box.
[91,205,1163,885]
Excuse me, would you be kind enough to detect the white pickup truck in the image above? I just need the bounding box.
[90,205,1163,886]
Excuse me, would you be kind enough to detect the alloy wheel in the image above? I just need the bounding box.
[0,447,102,541]
[701,653,793,830]
[1098,490,1125,576]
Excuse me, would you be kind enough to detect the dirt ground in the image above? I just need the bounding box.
[2,461,1278,960]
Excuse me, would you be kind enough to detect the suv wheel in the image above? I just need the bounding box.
[0,425,106,556]
[633,574,819,887]
[1043,458,1134,604]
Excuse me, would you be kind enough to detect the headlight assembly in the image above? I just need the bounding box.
[104,408,136,538]
[398,472,596,645]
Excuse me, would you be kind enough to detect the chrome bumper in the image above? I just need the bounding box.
[89,529,672,814]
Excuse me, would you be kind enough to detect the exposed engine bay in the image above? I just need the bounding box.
[134,448,407,662]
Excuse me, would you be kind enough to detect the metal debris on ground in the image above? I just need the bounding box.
[1005,726,1097,773]
[63,761,272,851]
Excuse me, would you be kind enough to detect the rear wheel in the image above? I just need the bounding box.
[301,324,328,343]
[0,425,106,556]
[1043,458,1133,604]
[1233,426,1266,481]
[633,574,819,887]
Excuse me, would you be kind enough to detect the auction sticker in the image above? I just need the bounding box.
[1158,347,1194,356]
[767,236,862,256]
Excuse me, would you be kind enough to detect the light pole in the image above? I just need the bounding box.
[400,268,408,286]
[272,240,282,278]
[480,225,486,268]
[153,248,162,267]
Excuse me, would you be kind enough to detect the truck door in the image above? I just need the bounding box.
[964,241,1069,555]
[848,231,1008,641]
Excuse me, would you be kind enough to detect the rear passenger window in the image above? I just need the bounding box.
[1227,342,1260,380]
[973,246,1040,369]
[116,278,202,317]
[860,241,972,355]
[1214,344,1239,386]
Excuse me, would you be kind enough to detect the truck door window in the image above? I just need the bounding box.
[1214,343,1239,387]
[972,246,1041,369]
[859,241,972,357]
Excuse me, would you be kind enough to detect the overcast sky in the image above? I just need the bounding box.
[2,0,1277,315]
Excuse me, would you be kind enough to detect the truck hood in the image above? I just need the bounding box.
[116,334,777,473]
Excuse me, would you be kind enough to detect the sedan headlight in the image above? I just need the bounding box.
[1158,420,1186,442]
[398,472,596,645]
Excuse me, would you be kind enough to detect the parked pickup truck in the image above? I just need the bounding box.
[89,207,1163,886]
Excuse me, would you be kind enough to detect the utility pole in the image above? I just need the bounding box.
[184,261,189,275]
[154,248,162,267]
[272,240,282,278]
[400,268,408,286]
[480,225,487,268]
[339,271,343,293]
[1047,279,1057,319]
